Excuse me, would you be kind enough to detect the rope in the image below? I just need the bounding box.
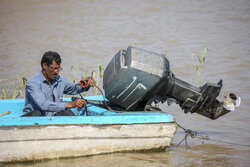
[94,85,113,111]
[94,85,125,116]
[174,120,250,148]
[78,85,110,116]
[175,122,198,147]
[196,135,250,147]
[78,93,88,116]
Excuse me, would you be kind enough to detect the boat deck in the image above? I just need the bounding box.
[0,95,175,126]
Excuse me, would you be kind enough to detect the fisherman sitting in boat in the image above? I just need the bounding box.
[22,51,95,116]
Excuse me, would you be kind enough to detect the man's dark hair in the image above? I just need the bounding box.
[41,51,61,68]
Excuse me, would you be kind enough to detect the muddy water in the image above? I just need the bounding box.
[0,0,250,166]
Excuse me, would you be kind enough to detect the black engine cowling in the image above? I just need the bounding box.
[103,46,240,120]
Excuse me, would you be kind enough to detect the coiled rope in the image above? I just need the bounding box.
[175,121,250,148]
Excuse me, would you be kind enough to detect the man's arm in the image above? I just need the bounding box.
[63,77,95,95]
[62,77,96,109]
[65,99,87,109]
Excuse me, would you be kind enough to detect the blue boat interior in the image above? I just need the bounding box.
[0,96,175,126]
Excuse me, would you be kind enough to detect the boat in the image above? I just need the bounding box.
[0,95,177,163]
[0,46,240,163]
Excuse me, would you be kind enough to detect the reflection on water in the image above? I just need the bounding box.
[2,144,249,167]
[169,144,247,167]
[0,0,250,166]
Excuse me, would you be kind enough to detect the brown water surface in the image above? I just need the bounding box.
[0,0,250,166]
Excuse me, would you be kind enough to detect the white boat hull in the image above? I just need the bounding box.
[0,122,177,162]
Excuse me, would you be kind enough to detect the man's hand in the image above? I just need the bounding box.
[86,77,96,87]
[80,77,96,87]
[65,99,87,109]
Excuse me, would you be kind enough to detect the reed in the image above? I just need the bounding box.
[78,65,104,95]
[192,48,208,87]
[0,77,28,99]
[0,66,30,99]
[90,64,104,95]
[71,65,77,83]
[70,65,104,96]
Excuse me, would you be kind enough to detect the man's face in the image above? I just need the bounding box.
[42,61,61,82]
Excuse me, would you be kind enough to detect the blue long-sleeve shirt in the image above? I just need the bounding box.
[23,71,90,116]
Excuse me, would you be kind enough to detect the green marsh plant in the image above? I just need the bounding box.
[73,64,104,95]
[0,66,30,99]
[192,48,208,87]
[91,64,104,95]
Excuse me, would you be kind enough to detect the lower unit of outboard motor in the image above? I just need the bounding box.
[103,46,240,120]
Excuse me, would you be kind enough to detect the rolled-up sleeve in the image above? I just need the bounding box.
[26,80,66,112]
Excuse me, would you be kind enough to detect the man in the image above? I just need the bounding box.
[23,51,95,116]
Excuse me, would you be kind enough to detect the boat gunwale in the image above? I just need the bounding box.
[0,96,175,126]
[0,121,177,129]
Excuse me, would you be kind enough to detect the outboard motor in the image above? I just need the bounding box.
[103,46,240,120]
